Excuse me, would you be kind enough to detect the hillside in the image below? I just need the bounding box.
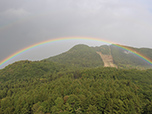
[46,44,104,68]
[46,44,152,69]
[0,60,63,83]
[110,45,152,69]
[0,44,152,113]
[96,52,117,68]
[0,64,152,113]
[94,45,117,68]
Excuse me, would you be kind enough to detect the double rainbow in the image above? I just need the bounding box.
[0,37,152,68]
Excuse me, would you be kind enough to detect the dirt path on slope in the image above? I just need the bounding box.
[97,52,117,68]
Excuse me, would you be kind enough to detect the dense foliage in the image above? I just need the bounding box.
[110,45,152,69]
[94,45,111,55]
[0,44,152,113]
[47,44,104,68]
[0,59,152,114]
[47,44,152,69]
[0,60,62,82]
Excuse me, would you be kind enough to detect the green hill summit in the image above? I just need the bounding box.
[46,44,104,68]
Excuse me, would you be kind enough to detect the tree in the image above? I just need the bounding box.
[86,105,98,114]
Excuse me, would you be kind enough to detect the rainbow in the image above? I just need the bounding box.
[0,36,152,68]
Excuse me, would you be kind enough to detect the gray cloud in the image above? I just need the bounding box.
[0,0,152,68]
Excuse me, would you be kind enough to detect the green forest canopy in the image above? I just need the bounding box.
[0,59,152,114]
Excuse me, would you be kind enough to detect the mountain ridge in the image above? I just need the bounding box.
[45,44,152,69]
[46,44,104,69]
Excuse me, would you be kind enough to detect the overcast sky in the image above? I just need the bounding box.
[0,0,152,68]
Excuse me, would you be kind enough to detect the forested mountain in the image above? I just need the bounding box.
[46,44,104,69]
[110,45,152,69]
[0,44,152,114]
[47,44,152,69]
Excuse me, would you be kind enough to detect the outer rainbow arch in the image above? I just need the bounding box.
[0,36,152,68]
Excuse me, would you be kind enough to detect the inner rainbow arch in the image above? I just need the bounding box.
[0,36,152,68]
